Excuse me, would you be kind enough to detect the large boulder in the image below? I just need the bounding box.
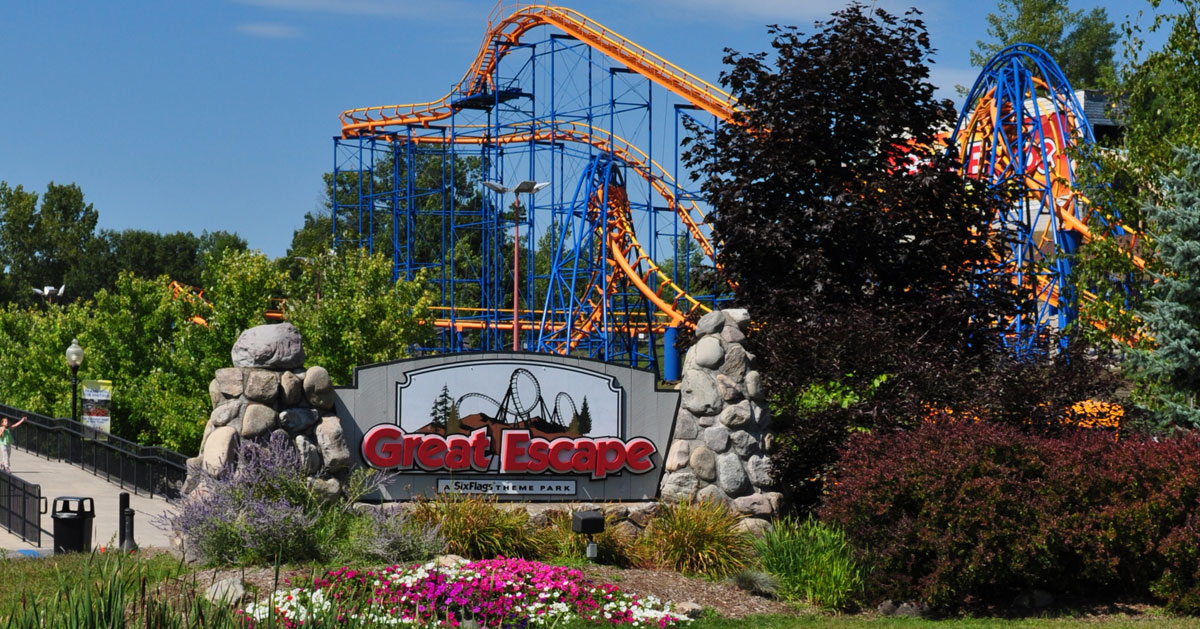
[209,400,244,428]
[723,308,751,330]
[280,407,319,432]
[240,404,278,438]
[718,400,753,429]
[703,425,731,453]
[280,371,305,407]
[690,336,725,370]
[689,445,717,482]
[659,469,699,503]
[304,366,335,410]
[231,323,305,370]
[214,368,244,398]
[719,344,750,380]
[295,434,322,476]
[315,415,351,471]
[202,427,238,475]
[665,439,691,472]
[694,310,726,336]
[680,369,723,416]
[716,451,750,495]
[673,410,699,440]
[208,379,223,409]
[243,369,280,404]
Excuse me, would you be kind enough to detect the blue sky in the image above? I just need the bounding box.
[0,1,1163,259]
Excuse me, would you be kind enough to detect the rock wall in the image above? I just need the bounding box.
[186,322,352,501]
[658,309,781,533]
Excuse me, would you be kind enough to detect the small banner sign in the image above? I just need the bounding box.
[81,379,113,438]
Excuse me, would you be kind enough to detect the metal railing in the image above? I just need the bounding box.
[0,405,188,500]
[0,471,45,546]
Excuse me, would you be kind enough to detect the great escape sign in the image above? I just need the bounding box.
[333,354,680,501]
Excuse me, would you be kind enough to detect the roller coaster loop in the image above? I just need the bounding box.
[951,43,1143,352]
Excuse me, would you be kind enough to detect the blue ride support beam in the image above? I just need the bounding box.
[662,326,680,382]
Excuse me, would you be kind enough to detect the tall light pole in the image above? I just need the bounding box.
[65,338,84,422]
[483,180,549,351]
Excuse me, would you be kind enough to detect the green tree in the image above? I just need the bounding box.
[576,396,592,436]
[446,402,461,435]
[657,235,722,298]
[199,249,287,356]
[971,0,1118,88]
[71,228,248,300]
[1131,147,1200,428]
[430,384,453,430]
[1068,1,1200,351]
[284,248,434,385]
[684,4,1119,508]
[0,181,99,306]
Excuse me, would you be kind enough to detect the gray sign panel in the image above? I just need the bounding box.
[333,353,679,501]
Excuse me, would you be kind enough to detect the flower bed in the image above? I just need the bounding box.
[242,557,689,627]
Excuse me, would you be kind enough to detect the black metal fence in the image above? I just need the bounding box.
[0,471,44,546]
[0,405,188,500]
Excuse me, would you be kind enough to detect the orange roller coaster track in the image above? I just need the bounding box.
[334,8,1140,372]
[334,2,735,372]
[340,3,737,136]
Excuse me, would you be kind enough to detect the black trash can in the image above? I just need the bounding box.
[52,496,94,554]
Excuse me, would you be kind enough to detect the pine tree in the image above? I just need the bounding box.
[446,402,461,435]
[577,397,592,435]
[1134,147,1200,428]
[430,384,453,431]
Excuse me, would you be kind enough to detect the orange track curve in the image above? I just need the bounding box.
[340,3,737,135]
[340,3,734,337]
[375,121,717,335]
[956,85,1147,271]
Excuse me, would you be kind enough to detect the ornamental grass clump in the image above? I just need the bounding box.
[409,492,549,560]
[754,516,863,610]
[2,551,243,628]
[242,557,689,628]
[633,499,752,578]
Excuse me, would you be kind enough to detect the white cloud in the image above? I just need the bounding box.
[236,22,302,38]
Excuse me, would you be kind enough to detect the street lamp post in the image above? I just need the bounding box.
[65,338,84,422]
[483,180,549,351]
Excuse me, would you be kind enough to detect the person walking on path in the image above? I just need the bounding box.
[0,416,26,472]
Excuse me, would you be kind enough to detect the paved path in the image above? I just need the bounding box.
[0,447,177,557]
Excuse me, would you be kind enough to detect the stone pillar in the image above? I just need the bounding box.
[658,309,780,533]
[187,322,350,501]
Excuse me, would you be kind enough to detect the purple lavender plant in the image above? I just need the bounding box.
[159,432,322,564]
[346,507,444,564]
[161,431,442,565]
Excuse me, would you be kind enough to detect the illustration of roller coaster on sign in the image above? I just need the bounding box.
[332,4,1142,378]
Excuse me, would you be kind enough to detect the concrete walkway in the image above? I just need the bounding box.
[0,447,178,557]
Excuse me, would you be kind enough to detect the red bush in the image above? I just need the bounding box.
[820,421,1200,611]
